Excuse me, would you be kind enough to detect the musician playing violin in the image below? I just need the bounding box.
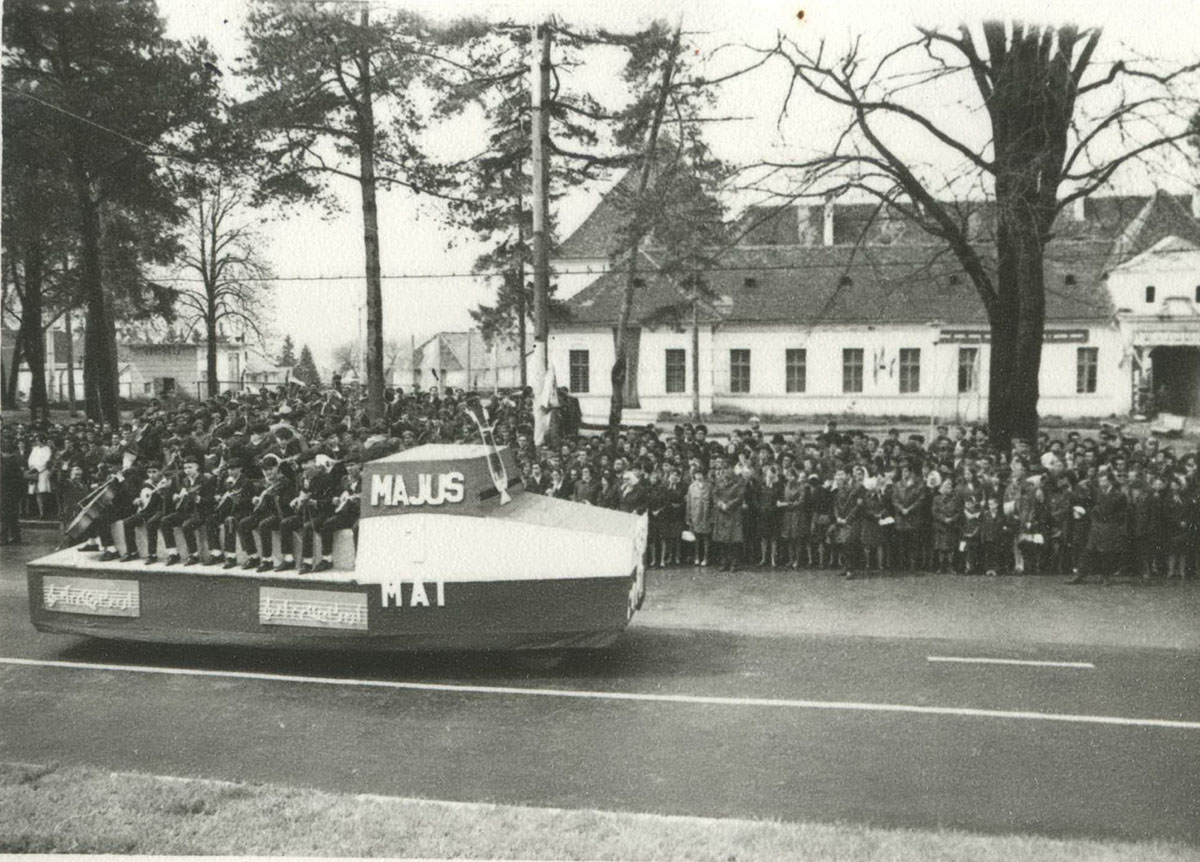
[120,462,174,564]
[237,453,295,572]
[159,452,218,566]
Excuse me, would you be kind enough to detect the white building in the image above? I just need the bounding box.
[413,331,526,391]
[549,187,1200,424]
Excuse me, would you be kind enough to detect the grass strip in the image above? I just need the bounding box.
[2,762,1197,860]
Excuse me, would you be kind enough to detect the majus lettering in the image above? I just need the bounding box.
[370,472,465,507]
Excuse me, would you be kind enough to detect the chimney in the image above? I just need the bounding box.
[1073,196,1086,221]
[823,197,835,246]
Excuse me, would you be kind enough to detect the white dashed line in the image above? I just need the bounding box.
[1,656,1196,730]
[928,656,1096,669]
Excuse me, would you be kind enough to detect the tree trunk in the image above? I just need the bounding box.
[986,207,1045,451]
[75,176,119,425]
[358,8,385,423]
[691,297,700,420]
[608,24,681,431]
[3,328,23,408]
[22,235,48,422]
[65,304,77,416]
[206,309,219,398]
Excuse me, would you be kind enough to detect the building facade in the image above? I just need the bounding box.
[549,188,1200,423]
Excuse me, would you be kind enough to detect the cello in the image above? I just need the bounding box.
[62,476,119,545]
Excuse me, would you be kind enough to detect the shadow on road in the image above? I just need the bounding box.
[53,625,755,684]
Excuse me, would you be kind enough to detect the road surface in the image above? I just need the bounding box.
[2,533,1197,844]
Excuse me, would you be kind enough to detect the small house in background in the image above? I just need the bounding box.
[413,331,525,391]
[4,329,253,403]
[243,352,293,391]
[118,339,250,400]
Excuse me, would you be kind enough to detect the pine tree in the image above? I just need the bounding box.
[278,335,297,367]
[293,344,321,386]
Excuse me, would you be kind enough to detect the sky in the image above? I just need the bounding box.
[153,0,1200,376]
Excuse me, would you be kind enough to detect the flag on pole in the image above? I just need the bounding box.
[534,363,559,446]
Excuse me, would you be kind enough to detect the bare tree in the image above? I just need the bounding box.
[759,21,1199,447]
[174,175,273,397]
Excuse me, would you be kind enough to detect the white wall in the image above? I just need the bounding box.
[1106,246,1200,316]
[548,325,716,421]
[550,320,1130,421]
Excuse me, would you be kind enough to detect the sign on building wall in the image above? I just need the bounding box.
[1131,327,1200,347]
[937,329,1089,344]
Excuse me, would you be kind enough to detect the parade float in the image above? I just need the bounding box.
[27,435,648,652]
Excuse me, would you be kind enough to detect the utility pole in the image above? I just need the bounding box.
[530,21,552,393]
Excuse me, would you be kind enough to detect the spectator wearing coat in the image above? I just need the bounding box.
[1073,469,1127,584]
[711,458,746,572]
[685,466,713,567]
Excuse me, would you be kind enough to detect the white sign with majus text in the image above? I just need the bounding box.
[43,576,140,617]
[258,587,368,631]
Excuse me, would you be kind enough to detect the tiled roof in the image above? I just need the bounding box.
[1105,190,1200,270]
[555,169,641,259]
[562,240,1115,327]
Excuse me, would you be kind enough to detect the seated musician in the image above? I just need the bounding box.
[278,452,336,573]
[120,462,173,564]
[237,453,295,572]
[159,452,217,566]
[308,453,362,573]
[214,458,253,569]
[76,450,142,560]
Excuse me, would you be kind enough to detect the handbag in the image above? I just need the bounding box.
[681,530,696,543]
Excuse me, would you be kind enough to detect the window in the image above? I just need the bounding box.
[1145,285,1156,303]
[899,348,921,393]
[730,349,751,393]
[568,350,589,394]
[842,348,864,393]
[957,348,979,393]
[143,382,153,395]
[665,349,686,394]
[1076,347,1098,394]
[785,349,807,393]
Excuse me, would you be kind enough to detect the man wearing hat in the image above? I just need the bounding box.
[280,452,336,572]
[238,453,297,572]
[159,452,218,565]
[213,457,255,568]
[304,454,363,573]
[120,461,173,564]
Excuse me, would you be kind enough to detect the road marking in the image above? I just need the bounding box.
[2,656,1198,731]
[928,656,1096,669]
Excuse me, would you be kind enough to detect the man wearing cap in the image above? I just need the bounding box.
[159,453,217,565]
[211,458,252,568]
[280,453,336,573]
[238,454,296,571]
[120,462,173,564]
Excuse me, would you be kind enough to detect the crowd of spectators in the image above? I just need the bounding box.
[1,382,1198,585]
